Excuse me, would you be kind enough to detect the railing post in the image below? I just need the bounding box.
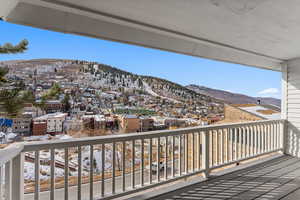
[202,131,210,178]
[281,120,287,154]
[4,161,12,200]
[11,153,24,200]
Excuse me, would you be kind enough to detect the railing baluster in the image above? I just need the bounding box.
[268,123,271,151]
[274,122,278,150]
[179,135,182,176]
[149,138,153,184]
[271,123,273,151]
[77,146,81,200]
[50,148,55,200]
[270,123,274,151]
[231,128,234,161]
[132,140,135,188]
[164,137,168,180]
[260,124,265,153]
[258,124,262,154]
[198,132,201,170]
[250,126,254,156]
[273,122,276,150]
[90,145,94,199]
[234,128,237,160]
[157,137,160,182]
[112,142,115,194]
[239,127,242,159]
[202,131,209,178]
[64,148,69,200]
[101,144,105,197]
[226,128,230,163]
[243,127,246,158]
[277,121,280,149]
[220,129,224,165]
[275,122,280,149]
[265,124,268,152]
[184,134,188,173]
[211,131,214,167]
[254,126,257,155]
[35,150,40,200]
[246,126,250,157]
[216,130,219,166]
[141,139,145,186]
[122,141,126,192]
[172,136,175,177]
[192,133,195,172]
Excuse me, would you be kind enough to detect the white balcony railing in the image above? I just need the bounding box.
[0,119,285,200]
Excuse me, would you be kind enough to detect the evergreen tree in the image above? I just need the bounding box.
[0,39,29,117]
[62,94,71,112]
[0,40,28,54]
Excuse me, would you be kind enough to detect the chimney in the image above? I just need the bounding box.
[257,99,261,105]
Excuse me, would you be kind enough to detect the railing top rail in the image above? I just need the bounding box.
[22,119,284,152]
[0,143,24,165]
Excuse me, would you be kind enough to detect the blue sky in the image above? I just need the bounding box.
[0,21,281,99]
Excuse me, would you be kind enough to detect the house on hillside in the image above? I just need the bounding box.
[11,117,32,136]
[119,115,140,133]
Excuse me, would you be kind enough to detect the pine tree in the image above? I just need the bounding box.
[0,40,28,54]
[62,94,71,112]
[0,39,29,117]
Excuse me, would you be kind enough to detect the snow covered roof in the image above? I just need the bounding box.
[236,105,281,120]
[122,114,138,119]
[6,133,17,140]
[35,112,67,120]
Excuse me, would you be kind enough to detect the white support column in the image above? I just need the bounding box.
[11,153,24,200]
[281,62,288,120]
[284,58,300,157]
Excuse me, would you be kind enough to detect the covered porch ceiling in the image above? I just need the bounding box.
[2,0,300,71]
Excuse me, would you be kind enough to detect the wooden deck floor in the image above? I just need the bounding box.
[150,155,300,200]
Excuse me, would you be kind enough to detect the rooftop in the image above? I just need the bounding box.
[232,104,281,120]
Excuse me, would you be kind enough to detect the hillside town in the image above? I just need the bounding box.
[0,59,224,144]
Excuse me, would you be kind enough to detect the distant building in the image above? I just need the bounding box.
[140,117,154,132]
[11,117,32,136]
[44,100,63,114]
[164,118,186,128]
[81,115,111,130]
[63,119,83,132]
[34,112,67,135]
[32,120,47,136]
[120,115,140,133]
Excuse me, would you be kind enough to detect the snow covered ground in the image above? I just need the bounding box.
[24,139,142,182]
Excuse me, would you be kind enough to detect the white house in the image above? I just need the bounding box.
[34,112,67,134]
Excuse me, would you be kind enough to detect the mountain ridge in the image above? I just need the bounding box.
[186,84,281,108]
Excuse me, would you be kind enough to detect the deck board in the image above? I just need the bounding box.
[150,156,300,200]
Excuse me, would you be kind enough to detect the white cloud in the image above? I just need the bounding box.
[258,88,279,95]
[258,88,281,98]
